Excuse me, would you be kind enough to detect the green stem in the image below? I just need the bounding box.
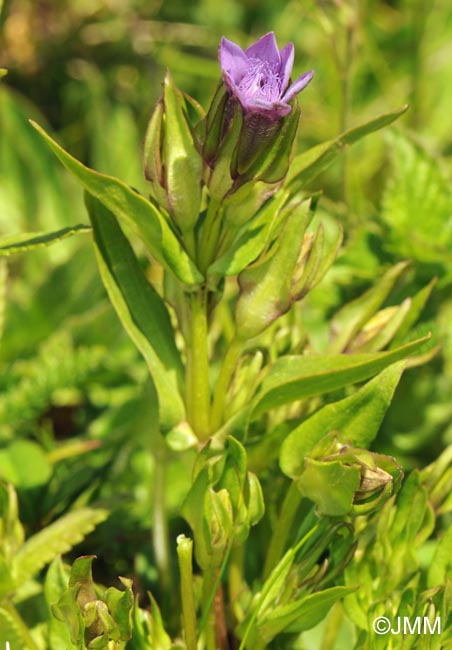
[263,481,302,579]
[228,543,245,615]
[177,536,198,650]
[186,289,211,440]
[211,338,242,433]
[152,439,172,601]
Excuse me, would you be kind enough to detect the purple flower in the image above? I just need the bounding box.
[219,32,313,120]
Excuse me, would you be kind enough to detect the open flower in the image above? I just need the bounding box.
[219,32,313,120]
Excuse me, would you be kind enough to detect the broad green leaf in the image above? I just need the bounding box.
[280,363,405,478]
[286,105,408,191]
[30,121,203,285]
[0,225,91,256]
[208,190,288,277]
[0,439,52,488]
[251,335,429,419]
[86,193,185,430]
[260,586,355,639]
[329,261,409,353]
[14,507,108,584]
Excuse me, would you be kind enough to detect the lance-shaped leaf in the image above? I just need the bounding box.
[0,225,91,256]
[86,193,185,431]
[280,362,405,479]
[251,335,430,419]
[329,261,410,353]
[30,121,203,286]
[285,104,409,192]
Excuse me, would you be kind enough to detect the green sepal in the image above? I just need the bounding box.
[143,99,170,211]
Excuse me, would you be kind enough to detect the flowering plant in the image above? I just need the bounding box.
[2,22,447,650]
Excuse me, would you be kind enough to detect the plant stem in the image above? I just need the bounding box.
[211,338,242,433]
[152,439,172,602]
[177,536,198,650]
[186,289,211,440]
[263,481,302,579]
[228,543,245,617]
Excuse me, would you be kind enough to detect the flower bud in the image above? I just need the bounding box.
[234,201,341,340]
[143,71,202,233]
[296,433,403,517]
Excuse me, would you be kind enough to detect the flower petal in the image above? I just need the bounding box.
[279,43,294,92]
[219,37,248,85]
[244,97,292,119]
[281,70,314,103]
[245,32,280,67]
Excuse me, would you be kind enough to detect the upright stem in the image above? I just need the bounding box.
[152,438,172,601]
[211,338,242,433]
[263,481,302,579]
[177,536,198,650]
[186,289,211,440]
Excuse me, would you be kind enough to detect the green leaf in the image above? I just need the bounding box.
[329,261,409,353]
[29,120,203,285]
[0,439,52,488]
[286,105,408,191]
[428,527,452,588]
[280,362,405,478]
[259,586,355,639]
[0,607,22,649]
[251,335,429,419]
[105,578,134,639]
[382,131,452,266]
[86,193,185,431]
[0,225,91,256]
[45,558,77,650]
[14,507,108,584]
[297,459,361,516]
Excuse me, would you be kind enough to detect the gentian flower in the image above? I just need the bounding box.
[219,32,313,120]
